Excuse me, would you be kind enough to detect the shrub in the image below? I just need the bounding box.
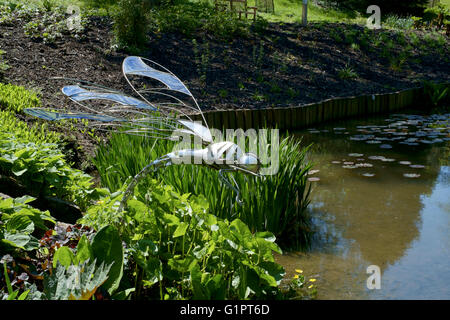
[0,49,9,78]
[150,2,251,40]
[0,132,103,209]
[0,195,55,253]
[0,83,41,113]
[384,15,415,30]
[0,111,107,210]
[0,110,60,144]
[112,0,151,50]
[79,180,285,299]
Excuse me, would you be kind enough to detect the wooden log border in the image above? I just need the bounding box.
[187,85,441,130]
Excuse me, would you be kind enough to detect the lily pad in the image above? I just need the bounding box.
[355,163,373,168]
[362,173,375,177]
[308,177,320,182]
[403,173,421,178]
[409,164,425,169]
[399,161,411,165]
[368,156,385,161]
[379,144,392,149]
[350,135,373,141]
[348,153,364,157]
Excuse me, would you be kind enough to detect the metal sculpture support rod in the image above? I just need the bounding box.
[302,0,308,26]
[118,157,171,212]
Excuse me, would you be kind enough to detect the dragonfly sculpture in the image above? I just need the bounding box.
[24,56,262,211]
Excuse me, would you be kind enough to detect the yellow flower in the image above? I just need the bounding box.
[295,269,303,274]
[293,275,299,279]
[309,278,316,282]
[308,285,314,289]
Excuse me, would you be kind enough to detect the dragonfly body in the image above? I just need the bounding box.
[167,141,260,174]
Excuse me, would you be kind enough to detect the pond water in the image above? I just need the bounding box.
[276,111,450,300]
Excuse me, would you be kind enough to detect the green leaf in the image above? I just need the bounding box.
[3,233,31,249]
[205,274,226,300]
[168,256,196,273]
[14,196,36,205]
[230,219,252,242]
[44,260,112,300]
[173,221,189,238]
[12,167,27,176]
[3,263,13,295]
[22,236,39,251]
[17,290,30,300]
[190,262,208,300]
[111,288,135,300]
[91,225,123,295]
[6,215,34,234]
[75,235,93,264]
[143,257,163,286]
[53,246,75,269]
[255,231,276,243]
[7,290,19,300]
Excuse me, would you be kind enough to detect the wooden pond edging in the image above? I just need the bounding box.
[187,86,429,130]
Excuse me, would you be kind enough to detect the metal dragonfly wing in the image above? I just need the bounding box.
[24,56,261,208]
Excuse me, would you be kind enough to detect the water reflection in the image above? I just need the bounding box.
[276,112,450,299]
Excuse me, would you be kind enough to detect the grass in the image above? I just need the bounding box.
[0,0,85,8]
[199,0,365,24]
[262,0,364,23]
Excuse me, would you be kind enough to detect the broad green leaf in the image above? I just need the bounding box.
[168,256,196,273]
[44,260,112,300]
[205,274,226,300]
[143,257,163,286]
[255,231,276,243]
[190,262,208,300]
[111,288,135,300]
[173,222,189,238]
[135,239,158,256]
[6,215,34,234]
[3,233,31,249]
[22,236,39,251]
[91,225,123,295]
[53,246,75,269]
[12,166,27,176]
[13,196,36,205]
[75,235,93,264]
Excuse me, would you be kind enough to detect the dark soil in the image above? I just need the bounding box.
[1,15,449,166]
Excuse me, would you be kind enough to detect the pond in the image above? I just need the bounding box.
[276,111,450,299]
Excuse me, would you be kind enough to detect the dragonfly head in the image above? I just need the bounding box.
[237,153,261,174]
